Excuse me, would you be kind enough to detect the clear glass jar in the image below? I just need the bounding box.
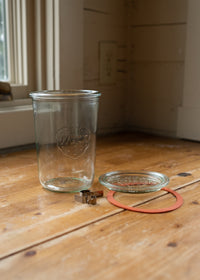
[30,90,101,192]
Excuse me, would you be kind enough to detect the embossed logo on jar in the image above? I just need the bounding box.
[56,127,90,158]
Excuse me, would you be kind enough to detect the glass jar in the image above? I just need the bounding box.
[30,90,101,192]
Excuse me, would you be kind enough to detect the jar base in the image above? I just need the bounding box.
[42,177,91,193]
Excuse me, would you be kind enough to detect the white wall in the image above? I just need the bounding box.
[83,0,128,134]
[83,0,188,137]
[126,0,187,137]
[177,0,200,141]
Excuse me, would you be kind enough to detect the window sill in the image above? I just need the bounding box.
[0,98,32,108]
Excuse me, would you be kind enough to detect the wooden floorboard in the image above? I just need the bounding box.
[1,181,200,280]
[1,133,200,265]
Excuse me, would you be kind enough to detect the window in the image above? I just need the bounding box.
[0,0,8,81]
[0,0,83,149]
[0,0,37,99]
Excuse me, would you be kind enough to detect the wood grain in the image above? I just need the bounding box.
[1,133,200,263]
[1,179,200,280]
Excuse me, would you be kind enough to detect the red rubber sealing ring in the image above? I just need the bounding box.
[107,187,183,214]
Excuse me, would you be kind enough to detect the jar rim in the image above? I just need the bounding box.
[29,90,101,100]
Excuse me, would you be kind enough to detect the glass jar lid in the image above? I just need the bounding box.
[99,171,169,193]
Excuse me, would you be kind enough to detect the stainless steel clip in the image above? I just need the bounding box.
[75,190,103,205]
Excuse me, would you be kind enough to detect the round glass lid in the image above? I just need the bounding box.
[99,171,169,193]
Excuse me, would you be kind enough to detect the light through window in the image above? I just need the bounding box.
[0,0,8,81]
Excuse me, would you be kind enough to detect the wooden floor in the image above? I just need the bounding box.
[1,132,200,279]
